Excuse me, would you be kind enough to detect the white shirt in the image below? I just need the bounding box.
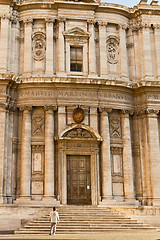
[50,210,59,223]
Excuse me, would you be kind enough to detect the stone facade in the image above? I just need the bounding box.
[0,0,160,207]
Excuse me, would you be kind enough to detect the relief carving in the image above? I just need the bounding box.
[32,32,46,61]
[110,117,121,138]
[32,115,44,136]
[107,36,119,64]
[63,128,94,139]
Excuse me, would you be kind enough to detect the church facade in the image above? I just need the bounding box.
[0,0,160,207]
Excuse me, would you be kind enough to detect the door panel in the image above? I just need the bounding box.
[67,155,91,204]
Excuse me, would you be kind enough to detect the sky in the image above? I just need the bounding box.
[102,0,154,7]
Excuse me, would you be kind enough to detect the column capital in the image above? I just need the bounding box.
[119,24,129,30]
[44,105,57,112]
[87,19,96,25]
[57,17,66,23]
[121,109,134,116]
[146,108,159,117]
[98,21,108,27]
[23,18,33,25]
[45,18,55,25]
[99,107,112,114]
[19,105,32,112]
[0,102,8,110]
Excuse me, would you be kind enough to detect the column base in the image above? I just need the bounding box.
[88,73,97,78]
[152,198,160,206]
[124,198,140,206]
[99,196,117,206]
[56,72,67,77]
[14,196,31,204]
[42,196,60,205]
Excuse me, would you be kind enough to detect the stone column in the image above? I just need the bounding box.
[20,106,32,199]
[58,106,66,134]
[44,106,55,199]
[0,103,7,203]
[0,16,10,73]
[23,19,33,75]
[88,20,96,77]
[154,25,160,80]
[90,107,98,132]
[146,109,160,206]
[100,108,112,201]
[121,110,135,203]
[98,22,108,78]
[141,24,154,80]
[119,25,129,80]
[57,18,66,76]
[46,19,54,75]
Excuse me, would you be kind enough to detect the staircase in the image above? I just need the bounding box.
[15,205,157,234]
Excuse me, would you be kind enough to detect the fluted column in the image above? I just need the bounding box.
[121,111,135,203]
[44,106,55,199]
[0,16,10,73]
[119,25,129,80]
[88,20,96,77]
[100,108,112,201]
[98,22,108,78]
[23,19,33,75]
[46,19,54,75]
[146,109,160,206]
[57,18,66,76]
[20,106,32,199]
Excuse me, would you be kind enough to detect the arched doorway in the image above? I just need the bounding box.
[55,124,102,205]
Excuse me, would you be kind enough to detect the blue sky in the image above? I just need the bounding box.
[102,0,153,7]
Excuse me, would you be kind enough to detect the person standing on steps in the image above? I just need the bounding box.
[49,207,59,235]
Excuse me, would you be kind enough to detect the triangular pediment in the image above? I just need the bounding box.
[63,27,90,38]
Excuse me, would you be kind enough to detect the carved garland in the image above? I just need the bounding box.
[32,32,46,61]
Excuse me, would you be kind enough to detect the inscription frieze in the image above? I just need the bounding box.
[18,89,133,102]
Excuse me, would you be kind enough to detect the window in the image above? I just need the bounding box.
[70,47,83,72]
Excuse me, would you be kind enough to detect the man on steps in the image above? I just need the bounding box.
[49,207,59,235]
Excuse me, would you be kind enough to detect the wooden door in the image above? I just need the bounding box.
[67,155,91,205]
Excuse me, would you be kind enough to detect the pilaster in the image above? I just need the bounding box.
[100,108,112,201]
[57,18,66,76]
[140,24,154,80]
[20,106,32,200]
[146,109,160,206]
[23,19,33,75]
[121,110,136,204]
[43,105,56,201]
[0,16,10,73]
[58,106,66,134]
[88,20,96,77]
[98,22,108,78]
[0,103,7,203]
[154,25,160,80]
[90,107,98,132]
[46,18,54,75]
[119,25,129,80]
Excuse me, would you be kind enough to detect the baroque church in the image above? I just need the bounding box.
[0,0,160,211]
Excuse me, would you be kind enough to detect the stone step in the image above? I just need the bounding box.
[15,206,157,234]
